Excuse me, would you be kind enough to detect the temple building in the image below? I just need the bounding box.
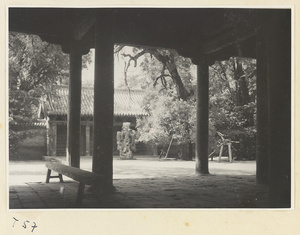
[38,86,147,156]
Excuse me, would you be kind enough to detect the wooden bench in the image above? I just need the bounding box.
[45,162,105,206]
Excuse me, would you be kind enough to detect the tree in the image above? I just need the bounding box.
[209,57,256,130]
[115,46,198,159]
[115,45,192,100]
[9,32,91,157]
[115,44,257,160]
[136,87,218,160]
[209,57,257,159]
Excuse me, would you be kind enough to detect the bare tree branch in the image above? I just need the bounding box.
[122,49,147,68]
[248,68,257,79]
[117,46,191,100]
[114,44,126,54]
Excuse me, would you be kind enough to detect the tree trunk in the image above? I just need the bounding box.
[147,49,190,101]
[165,60,190,101]
[237,76,250,106]
[234,58,250,106]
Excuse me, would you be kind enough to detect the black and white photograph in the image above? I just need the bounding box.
[2,3,298,235]
[8,7,291,209]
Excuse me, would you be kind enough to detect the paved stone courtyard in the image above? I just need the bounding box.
[9,156,269,209]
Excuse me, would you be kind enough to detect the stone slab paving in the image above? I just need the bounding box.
[9,175,269,209]
[9,158,269,209]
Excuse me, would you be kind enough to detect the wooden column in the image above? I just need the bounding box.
[67,43,82,168]
[47,121,57,156]
[93,13,114,191]
[267,10,291,208]
[256,26,269,184]
[86,124,90,156]
[194,56,209,174]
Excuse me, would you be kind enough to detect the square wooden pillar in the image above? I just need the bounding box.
[47,121,57,156]
[67,43,82,168]
[256,26,269,185]
[86,124,91,156]
[194,56,210,175]
[267,10,291,208]
[92,13,114,191]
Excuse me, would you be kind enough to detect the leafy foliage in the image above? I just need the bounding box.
[209,58,257,159]
[137,89,195,145]
[117,45,257,160]
[116,48,198,158]
[9,32,91,157]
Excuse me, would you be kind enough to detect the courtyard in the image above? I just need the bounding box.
[9,156,269,209]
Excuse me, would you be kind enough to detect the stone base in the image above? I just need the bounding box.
[119,157,137,160]
[159,158,177,161]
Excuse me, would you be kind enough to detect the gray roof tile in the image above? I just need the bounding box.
[46,86,147,117]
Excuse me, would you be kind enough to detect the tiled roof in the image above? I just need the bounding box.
[9,121,47,127]
[45,86,147,117]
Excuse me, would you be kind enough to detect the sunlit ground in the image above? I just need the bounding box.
[9,155,256,186]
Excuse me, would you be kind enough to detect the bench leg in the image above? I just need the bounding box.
[46,169,51,183]
[46,169,64,183]
[76,182,85,206]
[59,174,64,183]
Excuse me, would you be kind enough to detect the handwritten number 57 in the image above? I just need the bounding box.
[12,217,37,232]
